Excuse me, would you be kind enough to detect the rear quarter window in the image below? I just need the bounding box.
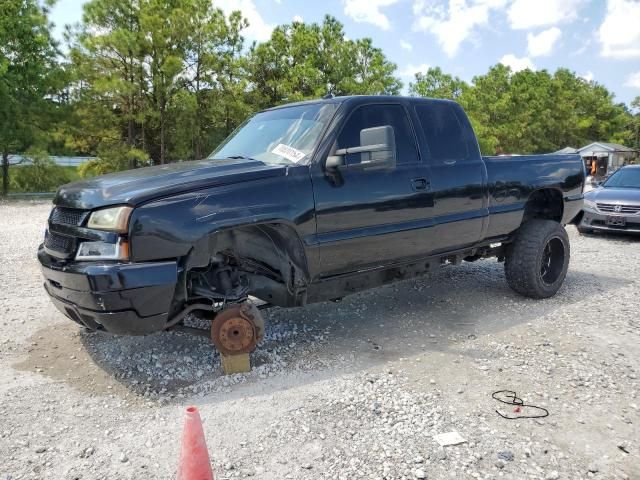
[415,103,469,164]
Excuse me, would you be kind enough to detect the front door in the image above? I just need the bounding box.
[310,102,434,277]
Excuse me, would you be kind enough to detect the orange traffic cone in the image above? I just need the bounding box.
[177,406,214,480]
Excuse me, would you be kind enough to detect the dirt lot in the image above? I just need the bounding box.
[1,201,638,480]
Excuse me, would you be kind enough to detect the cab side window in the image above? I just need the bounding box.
[336,104,418,165]
[415,103,469,164]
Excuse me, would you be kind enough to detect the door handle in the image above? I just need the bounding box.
[411,178,430,191]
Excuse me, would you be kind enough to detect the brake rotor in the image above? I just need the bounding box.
[211,303,264,355]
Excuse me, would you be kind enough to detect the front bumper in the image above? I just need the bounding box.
[38,246,178,335]
[580,209,640,234]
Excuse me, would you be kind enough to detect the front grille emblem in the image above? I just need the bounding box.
[614,205,622,213]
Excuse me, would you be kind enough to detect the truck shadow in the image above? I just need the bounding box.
[16,258,628,402]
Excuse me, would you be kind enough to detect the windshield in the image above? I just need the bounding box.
[603,168,640,189]
[209,103,338,165]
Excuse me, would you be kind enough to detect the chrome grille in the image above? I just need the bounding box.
[50,207,88,226]
[597,203,640,214]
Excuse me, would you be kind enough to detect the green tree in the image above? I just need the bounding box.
[551,68,629,148]
[9,150,73,192]
[68,0,249,165]
[458,65,631,155]
[45,2,639,177]
[79,144,149,177]
[179,4,250,158]
[141,0,193,164]
[626,96,640,151]
[65,0,148,167]
[341,38,402,95]
[0,0,62,195]
[248,15,400,107]
[409,67,468,100]
[459,64,512,154]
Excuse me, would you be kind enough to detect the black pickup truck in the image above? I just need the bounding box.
[38,96,584,349]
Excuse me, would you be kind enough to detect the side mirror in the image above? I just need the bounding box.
[325,125,396,170]
[358,125,396,168]
[326,154,344,169]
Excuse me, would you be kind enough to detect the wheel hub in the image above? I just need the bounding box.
[540,236,565,285]
[210,303,264,355]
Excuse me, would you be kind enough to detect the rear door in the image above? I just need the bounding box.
[413,101,487,252]
[311,102,434,276]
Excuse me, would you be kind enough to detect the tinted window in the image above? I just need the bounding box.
[336,104,418,165]
[415,103,469,164]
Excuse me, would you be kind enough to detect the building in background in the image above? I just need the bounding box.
[553,146,579,155]
[554,143,638,180]
[578,142,637,180]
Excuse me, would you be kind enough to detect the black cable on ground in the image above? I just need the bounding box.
[491,390,549,419]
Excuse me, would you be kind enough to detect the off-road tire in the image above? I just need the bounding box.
[505,220,570,299]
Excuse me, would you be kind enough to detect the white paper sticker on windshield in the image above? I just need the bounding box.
[272,143,306,163]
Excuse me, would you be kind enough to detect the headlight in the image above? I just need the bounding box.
[87,206,132,232]
[76,238,129,261]
[584,198,597,209]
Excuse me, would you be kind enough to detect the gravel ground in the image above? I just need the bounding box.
[0,200,638,480]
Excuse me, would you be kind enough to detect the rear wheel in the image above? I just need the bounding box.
[505,220,570,299]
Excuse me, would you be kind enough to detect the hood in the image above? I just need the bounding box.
[586,186,640,205]
[54,158,288,210]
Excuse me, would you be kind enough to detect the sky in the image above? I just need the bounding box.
[50,0,640,106]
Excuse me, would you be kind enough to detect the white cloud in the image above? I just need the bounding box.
[527,27,561,57]
[625,72,640,88]
[413,0,508,58]
[599,0,640,59]
[508,0,583,30]
[580,71,594,82]
[399,63,430,79]
[292,15,304,23]
[400,40,413,51]
[572,39,591,56]
[343,0,400,30]
[216,0,273,42]
[499,54,535,72]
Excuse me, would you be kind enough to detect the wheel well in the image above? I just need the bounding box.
[522,189,564,224]
[183,223,310,308]
[216,223,310,283]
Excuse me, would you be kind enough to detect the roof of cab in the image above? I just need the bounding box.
[264,95,458,111]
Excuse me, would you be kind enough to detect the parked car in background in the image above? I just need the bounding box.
[579,165,640,235]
